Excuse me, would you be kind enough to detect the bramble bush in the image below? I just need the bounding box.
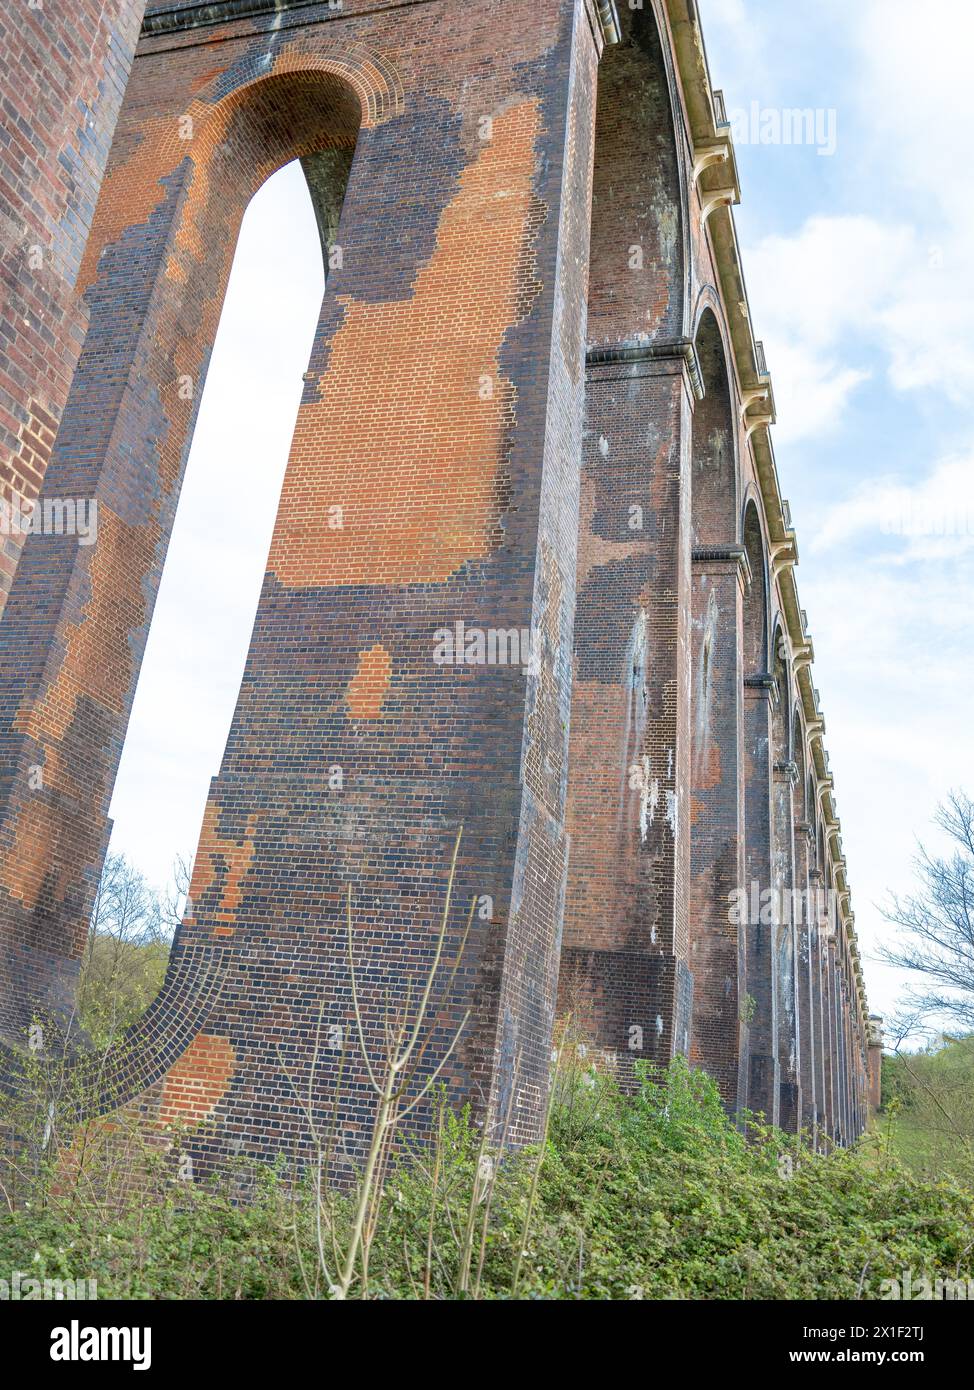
[2,1054,972,1300]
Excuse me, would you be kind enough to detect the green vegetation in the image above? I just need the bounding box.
[881,1035,974,1189]
[75,853,175,1045]
[77,934,170,1044]
[3,837,973,1301]
[2,1055,972,1300]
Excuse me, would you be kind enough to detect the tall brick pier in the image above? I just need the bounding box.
[0,0,874,1173]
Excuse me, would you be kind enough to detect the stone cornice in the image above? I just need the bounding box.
[586,336,704,400]
[691,543,751,589]
[769,533,798,581]
[791,640,814,674]
[143,1,322,36]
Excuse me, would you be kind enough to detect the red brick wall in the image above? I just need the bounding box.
[0,0,605,1174]
[688,309,746,1109]
[0,0,146,612]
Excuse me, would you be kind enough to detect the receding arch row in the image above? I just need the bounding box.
[685,281,858,1139]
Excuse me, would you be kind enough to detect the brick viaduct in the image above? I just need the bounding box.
[0,0,880,1174]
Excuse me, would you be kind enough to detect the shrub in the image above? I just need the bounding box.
[2,1054,972,1300]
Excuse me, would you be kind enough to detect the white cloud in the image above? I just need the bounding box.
[853,0,974,224]
[742,216,910,440]
[748,216,917,349]
[697,0,766,73]
[758,339,868,445]
[740,209,974,437]
[809,454,974,558]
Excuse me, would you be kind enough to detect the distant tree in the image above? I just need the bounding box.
[77,854,172,1044]
[882,1036,974,1185]
[881,791,974,1039]
[160,852,193,937]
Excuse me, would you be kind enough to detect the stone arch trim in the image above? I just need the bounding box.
[690,285,735,385]
[174,37,404,139]
[691,300,740,549]
[741,493,769,673]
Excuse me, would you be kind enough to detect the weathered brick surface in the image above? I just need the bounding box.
[0,0,873,1168]
[793,749,818,1137]
[0,0,604,1174]
[0,0,146,612]
[772,645,800,1132]
[559,8,692,1078]
[688,310,746,1110]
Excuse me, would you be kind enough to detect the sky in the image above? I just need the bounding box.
[107,0,974,1035]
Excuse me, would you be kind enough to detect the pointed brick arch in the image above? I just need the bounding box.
[741,498,777,1119]
[688,304,747,1110]
[560,0,693,1078]
[0,61,367,1043]
[771,632,800,1130]
[792,706,819,1140]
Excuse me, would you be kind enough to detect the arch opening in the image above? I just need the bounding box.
[0,65,362,1046]
[687,306,745,1109]
[771,631,800,1129]
[558,2,689,1072]
[741,497,777,1120]
[691,308,738,549]
[742,502,768,675]
[107,159,327,913]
